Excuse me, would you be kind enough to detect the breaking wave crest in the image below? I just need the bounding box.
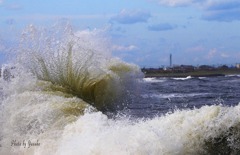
[16,24,143,112]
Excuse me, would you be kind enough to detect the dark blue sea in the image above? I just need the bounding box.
[129,75,240,117]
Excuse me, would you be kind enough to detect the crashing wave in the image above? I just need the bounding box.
[16,24,143,112]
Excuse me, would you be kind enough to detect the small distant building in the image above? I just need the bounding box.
[236,64,240,69]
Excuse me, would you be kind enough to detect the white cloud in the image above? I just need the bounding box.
[148,23,177,31]
[6,3,22,10]
[206,48,217,59]
[0,44,5,52]
[110,9,151,24]
[0,14,109,21]
[154,0,240,21]
[186,45,205,53]
[220,53,229,58]
[206,49,230,60]
[236,52,240,59]
[202,0,240,21]
[112,45,138,51]
[156,0,239,8]
[157,0,195,7]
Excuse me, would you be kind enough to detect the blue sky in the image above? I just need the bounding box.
[0,0,240,67]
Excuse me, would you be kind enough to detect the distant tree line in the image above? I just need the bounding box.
[142,64,240,74]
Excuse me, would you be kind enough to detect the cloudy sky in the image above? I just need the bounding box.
[0,0,240,67]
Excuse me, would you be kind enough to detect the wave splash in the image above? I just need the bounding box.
[0,24,143,154]
[1,24,240,155]
[17,24,143,112]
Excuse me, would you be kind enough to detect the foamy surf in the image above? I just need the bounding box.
[142,93,210,99]
[2,95,240,155]
[172,76,192,80]
[0,24,240,155]
[143,77,167,83]
[55,104,240,155]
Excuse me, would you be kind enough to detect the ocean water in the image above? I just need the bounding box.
[130,76,240,118]
[1,25,240,155]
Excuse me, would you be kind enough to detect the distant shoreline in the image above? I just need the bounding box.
[143,68,240,78]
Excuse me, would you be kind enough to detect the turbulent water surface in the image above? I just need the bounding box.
[0,25,240,155]
[130,76,240,117]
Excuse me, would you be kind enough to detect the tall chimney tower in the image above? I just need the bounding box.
[170,53,172,67]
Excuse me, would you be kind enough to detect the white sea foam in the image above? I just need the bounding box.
[143,77,166,83]
[142,93,210,99]
[2,102,239,155]
[198,77,207,79]
[54,105,240,155]
[172,76,192,80]
[225,74,240,77]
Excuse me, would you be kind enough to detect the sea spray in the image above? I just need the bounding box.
[0,24,143,154]
[16,24,143,112]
